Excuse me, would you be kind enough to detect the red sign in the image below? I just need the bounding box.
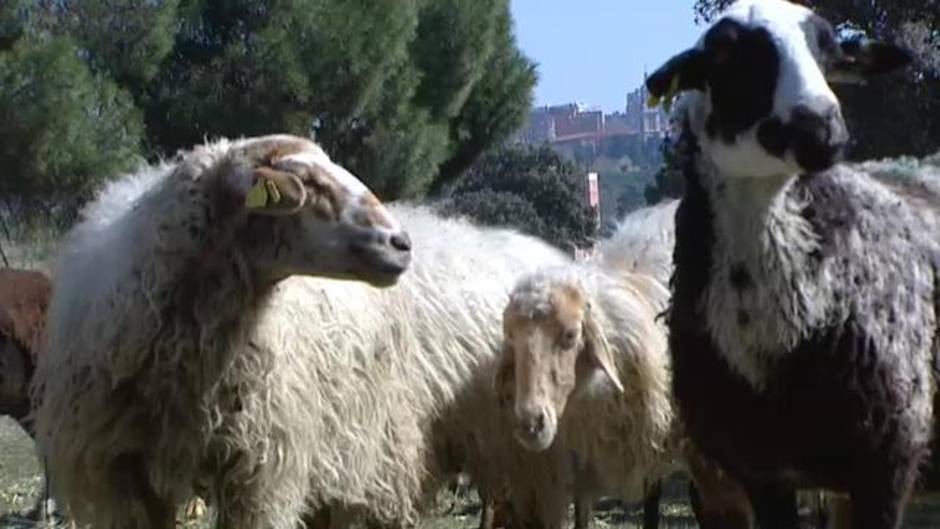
[587,172,599,207]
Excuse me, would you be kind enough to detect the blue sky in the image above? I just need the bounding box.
[509,1,702,113]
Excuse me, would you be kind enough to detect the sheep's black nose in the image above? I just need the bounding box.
[789,99,848,172]
[390,232,411,252]
[524,409,546,436]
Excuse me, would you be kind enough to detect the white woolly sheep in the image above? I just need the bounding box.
[493,201,754,529]
[645,0,933,527]
[280,205,571,529]
[590,199,678,286]
[31,134,412,529]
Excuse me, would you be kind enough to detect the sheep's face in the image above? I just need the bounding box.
[222,135,411,287]
[646,0,911,178]
[496,278,622,452]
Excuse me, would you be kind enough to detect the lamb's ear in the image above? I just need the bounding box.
[581,303,624,394]
[242,167,307,215]
[646,48,707,112]
[828,38,913,84]
[494,343,516,410]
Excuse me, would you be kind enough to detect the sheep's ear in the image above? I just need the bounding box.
[828,38,913,84]
[646,48,707,112]
[494,344,516,410]
[581,303,624,394]
[243,167,307,215]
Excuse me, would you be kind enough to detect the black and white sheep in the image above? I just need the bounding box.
[645,0,933,528]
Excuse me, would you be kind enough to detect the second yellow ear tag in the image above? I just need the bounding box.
[264,179,282,204]
[245,180,269,208]
[662,74,682,113]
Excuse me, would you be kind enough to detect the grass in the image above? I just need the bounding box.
[0,218,62,272]
[2,413,940,529]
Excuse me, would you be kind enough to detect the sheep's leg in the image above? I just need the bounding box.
[688,480,705,525]
[747,482,799,529]
[479,499,496,529]
[813,492,829,529]
[687,481,751,529]
[573,494,590,529]
[112,454,175,529]
[642,479,662,529]
[849,462,919,529]
[300,507,332,529]
[829,494,853,529]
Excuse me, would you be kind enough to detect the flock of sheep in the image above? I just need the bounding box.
[0,1,939,528]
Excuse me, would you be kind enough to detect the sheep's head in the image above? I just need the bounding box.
[208,134,411,287]
[646,0,911,178]
[496,269,622,452]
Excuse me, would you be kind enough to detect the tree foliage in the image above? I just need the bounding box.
[442,145,598,249]
[0,0,535,230]
[692,0,939,160]
[644,136,685,205]
[55,0,181,97]
[0,35,143,223]
[140,0,534,199]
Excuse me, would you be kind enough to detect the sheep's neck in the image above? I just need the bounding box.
[150,250,273,402]
[696,160,823,389]
[704,169,796,264]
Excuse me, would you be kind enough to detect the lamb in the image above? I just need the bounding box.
[31,134,413,529]
[497,264,675,519]
[644,0,933,527]
[494,201,753,529]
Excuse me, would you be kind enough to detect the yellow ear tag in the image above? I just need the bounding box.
[245,180,269,209]
[647,93,662,109]
[264,178,282,204]
[662,74,682,113]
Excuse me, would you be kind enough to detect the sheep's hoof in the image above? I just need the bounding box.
[184,497,207,520]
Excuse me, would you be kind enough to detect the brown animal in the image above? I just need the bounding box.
[0,267,50,431]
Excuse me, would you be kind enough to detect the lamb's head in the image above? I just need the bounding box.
[646,0,911,177]
[198,134,411,287]
[496,269,622,452]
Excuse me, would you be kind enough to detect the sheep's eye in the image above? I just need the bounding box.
[562,329,578,345]
[817,29,838,55]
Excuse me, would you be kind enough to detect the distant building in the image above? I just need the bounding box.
[625,83,671,139]
[513,78,672,150]
[516,107,556,144]
[603,111,633,135]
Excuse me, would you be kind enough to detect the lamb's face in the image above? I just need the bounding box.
[223,135,411,287]
[496,276,622,452]
[646,0,911,178]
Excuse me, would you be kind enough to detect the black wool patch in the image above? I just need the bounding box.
[702,18,780,143]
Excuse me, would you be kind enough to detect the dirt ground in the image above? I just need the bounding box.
[0,415,938,529]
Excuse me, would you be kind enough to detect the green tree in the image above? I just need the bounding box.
[54,0,180,98]
[0,36,143,223]
[0,0,26,51]
[447,188,547,236]
[427,7,537,195]
[441,145,598,249]
[644,136,685,205]
[140,0,533,200]
[692,0,939,160]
